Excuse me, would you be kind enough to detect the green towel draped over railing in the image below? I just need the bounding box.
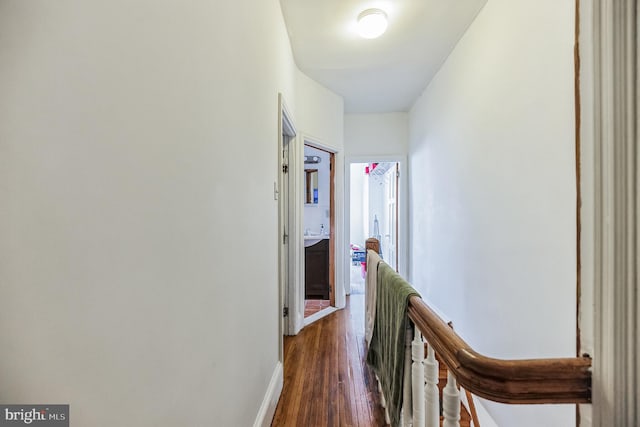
[366,262,420,427]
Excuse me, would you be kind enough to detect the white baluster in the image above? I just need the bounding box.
[442,370,460,427]
[424,345,439,427]
[377,376,386,408]
[401,325,413,426]
[377,377,391,425]
[411,330,425,427]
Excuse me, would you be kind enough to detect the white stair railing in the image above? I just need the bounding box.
[424,344,440,427]
[442,370,461,427]
[411,330,425,427]
[414,331,460,427]
[377,377,391,425]
[365,237,591,427]
[402,326,414,426]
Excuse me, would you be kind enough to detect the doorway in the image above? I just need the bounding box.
[348,161,401,295]
[303,144,336,322]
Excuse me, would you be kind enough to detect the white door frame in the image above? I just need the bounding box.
[278,94,298,346]
[286,131,304,335]
[280,128,345,336]
[303,136,346,311]
[345,155,409,289]
[579,1,638,425]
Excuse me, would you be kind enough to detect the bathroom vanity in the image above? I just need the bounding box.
[304,238,330,300]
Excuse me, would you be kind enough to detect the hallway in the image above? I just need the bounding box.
[272,295,386,426]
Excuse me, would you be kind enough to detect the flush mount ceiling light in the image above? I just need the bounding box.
[357,9,388,39]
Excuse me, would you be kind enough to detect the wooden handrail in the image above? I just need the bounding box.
[408,298,591,404]
[365,239,592,405]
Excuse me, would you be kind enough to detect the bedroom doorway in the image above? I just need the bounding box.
[348,161,401,295]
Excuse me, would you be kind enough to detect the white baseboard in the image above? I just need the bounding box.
[253,362,283,427]
[303,306,338,326]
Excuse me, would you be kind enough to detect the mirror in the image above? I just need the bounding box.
[305,169,318,204]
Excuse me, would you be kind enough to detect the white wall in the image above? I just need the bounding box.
[344,113,409,282]
[296,72,345,149]
[0,1,298,426]
[295,73,346,307]
[344,113,408,158]
[349,164,368,248]
[408,1,577,426]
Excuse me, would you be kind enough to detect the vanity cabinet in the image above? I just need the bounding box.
[305,239,330,300]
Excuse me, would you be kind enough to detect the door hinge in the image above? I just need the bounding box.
[396,169,400,178]
[283,232,288,244]
[282,164,289,173]
[283,307,289,317]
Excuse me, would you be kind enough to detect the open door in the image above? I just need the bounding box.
[302,143,337,321]
[278,95,297,346]
[329,152,336,306]
[385,163,399,271]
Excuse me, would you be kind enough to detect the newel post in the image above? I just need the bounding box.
[365,238,380,260]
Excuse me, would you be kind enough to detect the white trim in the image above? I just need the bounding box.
[303,306,339,326]
[253,362,283,427]
[579,1,596,426]
[289,134,305,335]
[302,135,347,310]
[346,154,405,163]
[278,94,299,342]
[281,100,297,138]
[303,133,340,153]
[590,0,639,425]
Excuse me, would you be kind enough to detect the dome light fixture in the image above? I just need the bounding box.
[357,8,388,39]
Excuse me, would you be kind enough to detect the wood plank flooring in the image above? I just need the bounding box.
[304,299,331,318]
[272,294,387,426]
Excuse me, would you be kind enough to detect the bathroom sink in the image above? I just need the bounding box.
[304,235,328,247]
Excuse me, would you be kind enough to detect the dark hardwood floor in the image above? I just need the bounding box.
[272,294,387,426]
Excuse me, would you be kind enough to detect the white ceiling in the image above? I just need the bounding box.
[279,0,486,113]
